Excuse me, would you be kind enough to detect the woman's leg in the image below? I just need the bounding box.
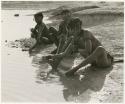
[48,33,59,46]
[51,42,73,59]
[48,27,59,47]
[48,57,63,71]
[40,37,52,44]
[56,37,65,54]
[78,49,89,58]
[65,46,112,76]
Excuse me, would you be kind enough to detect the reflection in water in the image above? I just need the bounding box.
[31,48,113,102]
[30,44,59,83]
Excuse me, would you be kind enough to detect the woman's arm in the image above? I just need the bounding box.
[85,39,92,55]
[53,36,74,58]
[79,38,92,57]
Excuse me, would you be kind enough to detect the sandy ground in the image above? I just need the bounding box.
[1,1,124,103]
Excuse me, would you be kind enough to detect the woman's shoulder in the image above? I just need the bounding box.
[41,22,47,27]
[83,29,92,34]
[80,29,92,39]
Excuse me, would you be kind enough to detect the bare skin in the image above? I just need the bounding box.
[29,16,44,52]
[65,27,113,76]
[29,16,51,52]
[44,19,113,76]
[56,11,73,54]
[43,12,74,68]
[65,46,112,76]
[44,36,74,70]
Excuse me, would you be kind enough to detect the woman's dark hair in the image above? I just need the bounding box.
[34,12,43,19]
[68,18,82,30]
[60,9,71,15]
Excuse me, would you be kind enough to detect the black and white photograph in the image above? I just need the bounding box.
[1,0,124,103]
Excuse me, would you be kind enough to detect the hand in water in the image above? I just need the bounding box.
[65,67,78,77]
[43,53,64,61]
[42,55,53,61]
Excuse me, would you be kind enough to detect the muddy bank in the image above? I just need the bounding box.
[76,13,123,28]
[48,6,123,28]
[43,2,124,28]
[44,5,100,16]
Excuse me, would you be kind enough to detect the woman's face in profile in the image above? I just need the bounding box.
[34,16,42,24]
[68,26,80,37]
[61,13,71,20]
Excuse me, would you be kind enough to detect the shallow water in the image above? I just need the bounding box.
[1,10,52,41]
[1,45,67,102]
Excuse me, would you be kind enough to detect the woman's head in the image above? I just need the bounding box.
[68,18,82,36]
[60,9,71,20]
[34,12,43,24]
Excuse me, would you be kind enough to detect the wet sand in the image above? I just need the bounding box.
[1,1,124,103]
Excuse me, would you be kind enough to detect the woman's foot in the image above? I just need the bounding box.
[42,54,59,60]
[29,48,32,53]
[47,59,59,71]
[42,55,53,60]
[51,49,57,54]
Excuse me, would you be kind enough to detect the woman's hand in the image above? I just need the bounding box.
[30,28,34,32]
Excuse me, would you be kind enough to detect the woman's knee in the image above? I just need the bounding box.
[49,27,57,33]
[48,33,58,42]
[79,50,84,56]
[31,33,37,39]
[78,49,88,58]
[96,46,105,53]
